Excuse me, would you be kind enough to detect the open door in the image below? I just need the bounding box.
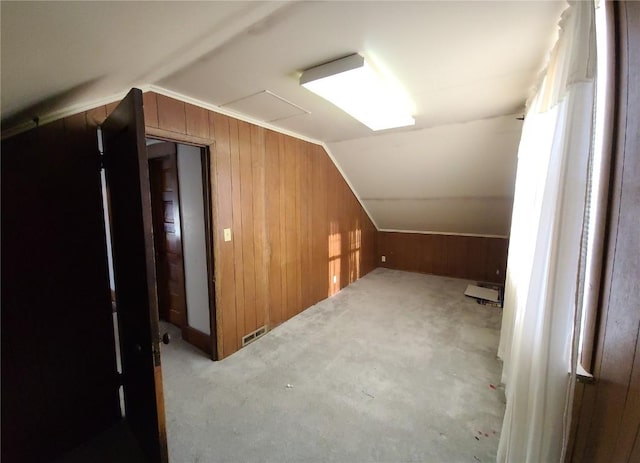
[148,142,188,329]
[1,109,121,463]
[102,88,168,462]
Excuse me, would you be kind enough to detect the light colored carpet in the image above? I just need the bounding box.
[161,268,505,463]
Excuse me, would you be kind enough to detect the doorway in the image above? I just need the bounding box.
[147,139,217,359]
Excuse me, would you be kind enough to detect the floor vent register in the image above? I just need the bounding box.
[242,325,267,346]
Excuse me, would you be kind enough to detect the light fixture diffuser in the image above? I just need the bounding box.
[300,54,415,131]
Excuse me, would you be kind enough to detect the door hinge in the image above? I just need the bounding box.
[152,343,161,367]
[97,126,105,171]
[116,372,124,386]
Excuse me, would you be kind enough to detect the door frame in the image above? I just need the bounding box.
[146,128,219,360]
[147,144,188,329]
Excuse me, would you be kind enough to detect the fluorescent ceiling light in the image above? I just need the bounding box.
[300,54,415,131]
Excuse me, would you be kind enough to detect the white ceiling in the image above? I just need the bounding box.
[1,1,566,236]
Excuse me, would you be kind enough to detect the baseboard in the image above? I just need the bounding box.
[182,326,213,358]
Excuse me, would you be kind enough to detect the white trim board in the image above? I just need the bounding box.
[1,84,152,140]
[379,229,509,239]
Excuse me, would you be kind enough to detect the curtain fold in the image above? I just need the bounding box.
[497,2,596,462]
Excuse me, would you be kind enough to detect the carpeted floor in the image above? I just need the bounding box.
[161,268,505,463]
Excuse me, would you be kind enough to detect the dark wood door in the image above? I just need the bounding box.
[102,89,168,463]
[149,143,187,328]
[1,118,120,461]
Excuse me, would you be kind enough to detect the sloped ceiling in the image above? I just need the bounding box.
[1,1,566,237]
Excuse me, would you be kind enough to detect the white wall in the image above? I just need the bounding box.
[329,115,523,236]
[177,144,211,335]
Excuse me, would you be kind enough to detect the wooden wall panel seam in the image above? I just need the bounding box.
[228,118,245,351]
[278,133,288,326]
[250,125,267,331]
[239,121,258,335]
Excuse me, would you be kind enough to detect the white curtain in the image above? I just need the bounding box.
[497,2,596,462]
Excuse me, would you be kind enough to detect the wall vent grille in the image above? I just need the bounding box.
[242,325,267,347]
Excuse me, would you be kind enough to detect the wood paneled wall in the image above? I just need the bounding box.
[69,93,377,359]
[2,109,121,462]
[136,92,377,358]
[567,3,640,461]
[378,232,508,284]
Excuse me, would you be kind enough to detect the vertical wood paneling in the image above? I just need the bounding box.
[379,232,508,284]
[360,204,370,275]
[250,125,267,330]
[360,207,373,275]
[265,130,282,327]
[228,118,245,349]
[55,91,378,362]
[348,187,361,282]
[237,121,257,335]
[311,146,328,304]
[345,187,356,285]
[3,107,122,463]
[418,234,434,274]
[337,166,349,289]
[486,238,508,283]
[339,178,349,289]
[185,103,209,139]
[210,112,237,357]
[432,234,447,276]
[141,91,377,358]
[156,95,186,134]
[461,236,484,280]
[299,140,313,310]
[277,133,288,325]
[63,112,88,132]
[294,137,304,314]
[284,136,300,318]
[142,92,158,129]
[326,160,340,296]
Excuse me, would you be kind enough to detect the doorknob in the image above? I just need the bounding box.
[161,332,171,345]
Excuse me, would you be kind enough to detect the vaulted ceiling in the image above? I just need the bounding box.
[1,1,566,236]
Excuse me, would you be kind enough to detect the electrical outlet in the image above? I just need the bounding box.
[381,255,386,263]
[333,275,337,284]
[223,228,232,242]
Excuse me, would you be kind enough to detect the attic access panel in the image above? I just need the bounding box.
[221,90,309,122]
